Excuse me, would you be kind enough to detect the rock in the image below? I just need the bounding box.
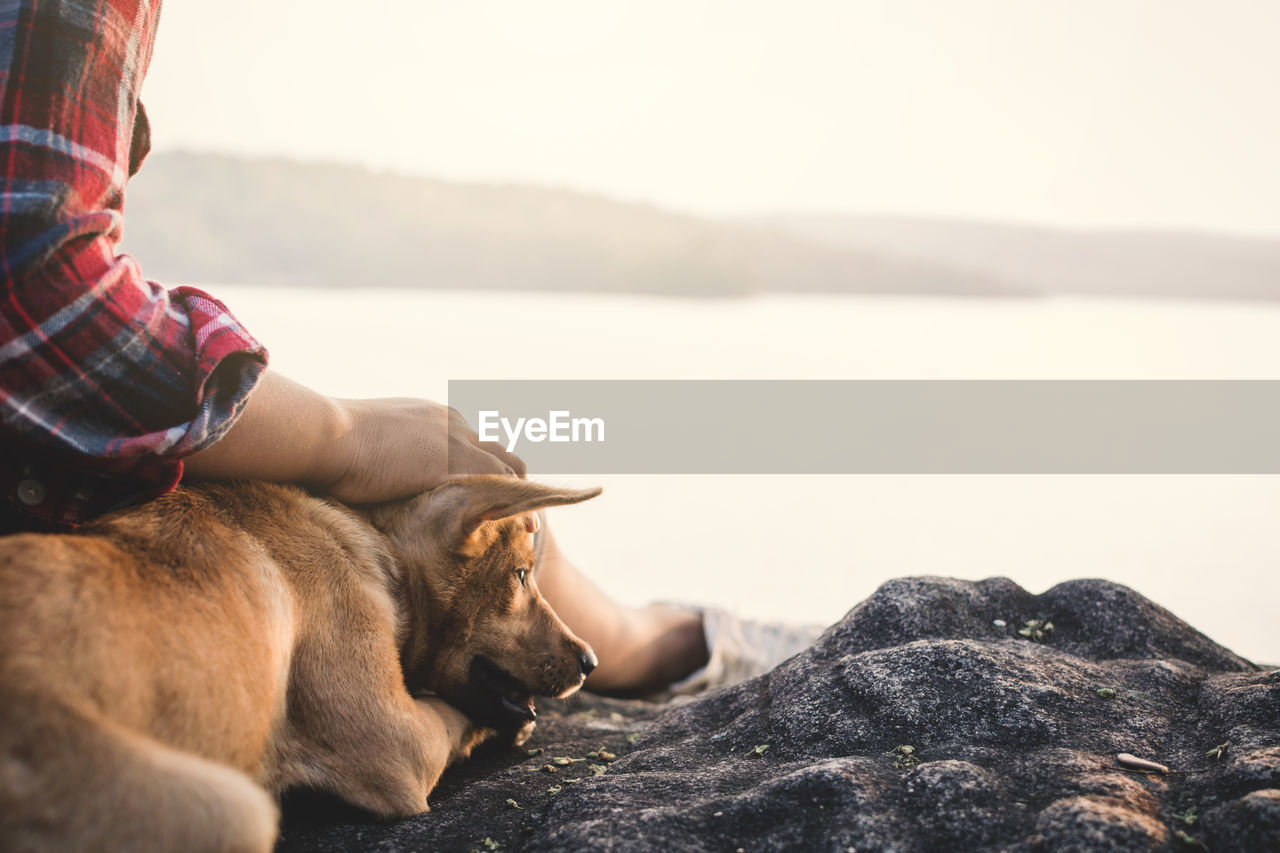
[275,577,1279,852]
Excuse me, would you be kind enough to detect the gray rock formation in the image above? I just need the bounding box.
[276,577,1279,852]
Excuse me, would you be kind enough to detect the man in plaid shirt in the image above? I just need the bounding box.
[0,0,714,696]
[0,0,268,528]
[0,0,532,531]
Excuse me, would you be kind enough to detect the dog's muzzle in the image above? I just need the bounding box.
[459,656,540,730]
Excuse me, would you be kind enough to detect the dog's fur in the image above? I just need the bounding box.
[0,475,600,852]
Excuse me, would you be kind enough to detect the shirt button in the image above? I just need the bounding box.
[17,478,47,506]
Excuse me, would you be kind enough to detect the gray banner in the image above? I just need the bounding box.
[447,380,1280,474]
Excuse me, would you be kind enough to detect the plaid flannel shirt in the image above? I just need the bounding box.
[1,0,268,530]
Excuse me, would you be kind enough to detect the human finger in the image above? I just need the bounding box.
[447,439,517,477]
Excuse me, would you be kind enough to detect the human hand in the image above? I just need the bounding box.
[319,397,527,504]
[185,370,525,503]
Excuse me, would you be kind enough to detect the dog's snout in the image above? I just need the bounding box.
[577,649,598,677]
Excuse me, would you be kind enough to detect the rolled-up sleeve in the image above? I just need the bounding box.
[0,0,267,527]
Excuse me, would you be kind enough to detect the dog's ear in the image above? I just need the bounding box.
[445,476,601,554]
[452,475,600,529]
[376,476,601,558]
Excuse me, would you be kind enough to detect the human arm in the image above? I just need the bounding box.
[183,369,526,504]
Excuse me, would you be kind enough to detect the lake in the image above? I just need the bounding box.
[209,286,1280,664]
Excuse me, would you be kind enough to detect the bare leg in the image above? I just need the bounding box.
[534,525,708,696]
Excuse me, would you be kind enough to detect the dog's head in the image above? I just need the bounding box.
[368,476,601,730]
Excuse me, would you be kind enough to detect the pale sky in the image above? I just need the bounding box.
[141,0,1280,235]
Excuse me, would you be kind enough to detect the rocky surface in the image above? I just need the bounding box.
[276,577,1280,852]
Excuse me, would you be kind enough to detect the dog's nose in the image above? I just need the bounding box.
[577,649,598,677]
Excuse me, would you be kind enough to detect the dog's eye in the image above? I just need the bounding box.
[515,568,529,587]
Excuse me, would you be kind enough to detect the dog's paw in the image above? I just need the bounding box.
[461,724,497,755]
[470,719,536,752]
[511,719,537,747]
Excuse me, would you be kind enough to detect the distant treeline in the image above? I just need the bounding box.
[123,152,1280,301]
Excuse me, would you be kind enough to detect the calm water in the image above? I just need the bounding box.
[212,286,1280,664]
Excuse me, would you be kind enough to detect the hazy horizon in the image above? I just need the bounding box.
[138,146,1280,242]
[121,150,1280,301]
[140,1,1280,237]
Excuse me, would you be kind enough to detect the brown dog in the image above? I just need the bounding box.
[0,475,601,852]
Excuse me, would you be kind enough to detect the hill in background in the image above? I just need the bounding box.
[122,152,1011,298]
[123,152,1280,300]
[761,214,1280,302]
